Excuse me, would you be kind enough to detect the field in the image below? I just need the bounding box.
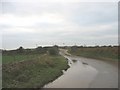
[2,47,69,88]
[2,45,119,88]
[3,54,41,64]
[69,46,118,61]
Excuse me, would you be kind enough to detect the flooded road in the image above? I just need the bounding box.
[44,50,118,88]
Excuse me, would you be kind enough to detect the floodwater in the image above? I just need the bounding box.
[44,50,118,88]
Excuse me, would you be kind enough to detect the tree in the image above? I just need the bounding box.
[17,46,24,54]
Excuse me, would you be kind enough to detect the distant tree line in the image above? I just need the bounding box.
[2,45,119,56]
[2,45,59,56]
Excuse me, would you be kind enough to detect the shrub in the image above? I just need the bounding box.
[49,46,59,55]
[36,46,47,54]
[17,46,24,54]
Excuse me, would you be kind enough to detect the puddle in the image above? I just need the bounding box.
[82,62,88,65]
[72,59,77,63]
[43,50,118,88]
[44,55,98,88]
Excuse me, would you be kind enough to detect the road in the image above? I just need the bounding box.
[44,49,118,88]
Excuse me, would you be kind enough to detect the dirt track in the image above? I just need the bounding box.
[44,49,118,88]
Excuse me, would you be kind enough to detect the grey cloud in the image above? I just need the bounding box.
[1,1,118,49]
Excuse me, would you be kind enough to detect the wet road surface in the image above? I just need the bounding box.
[44,50,118,88]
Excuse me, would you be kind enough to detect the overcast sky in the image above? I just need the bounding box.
[0,0,119,50]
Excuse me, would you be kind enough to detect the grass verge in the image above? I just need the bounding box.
[69,46,118,61]
[2,54,69,88]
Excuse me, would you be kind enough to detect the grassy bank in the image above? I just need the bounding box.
[69,46,118,61]
[3,48,69,88]
[3,54,41,64]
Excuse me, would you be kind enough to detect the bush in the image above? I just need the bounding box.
[36,46,47,54]
[71,45,78,53]
[49,46,59,55]
[17,46,24,54]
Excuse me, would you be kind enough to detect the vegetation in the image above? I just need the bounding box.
[2,46,69,88]
[69,45,119,61]
[2,45,59,64]
[48,45,59,55]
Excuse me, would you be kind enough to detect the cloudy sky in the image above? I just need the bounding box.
[0,0,119,50]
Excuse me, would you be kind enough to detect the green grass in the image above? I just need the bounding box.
[2,54,69,88]
[69,46,118,61]
[2,54,41,64]
[0,55,1,64]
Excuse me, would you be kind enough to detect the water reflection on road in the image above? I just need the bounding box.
[44,50,118,88]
